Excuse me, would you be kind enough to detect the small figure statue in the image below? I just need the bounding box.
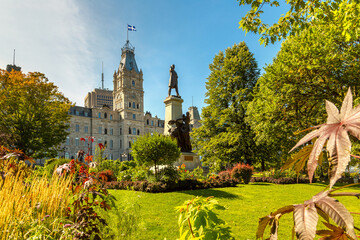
[168,64,180,97]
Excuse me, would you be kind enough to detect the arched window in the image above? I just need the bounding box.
[110,114,113,120]
[104,128,107,134]
[129,127,131,134]
[146,119,149,125]
[137,130,140,135]
[98,113,101,118]
[104,113,107,118]
[133,128,136,135]
[110,140,113,149]
[132,102,135,108]
[129,102,131,107]
[137,104,139,109]
[120,128,122,135]
[132,80,135,87]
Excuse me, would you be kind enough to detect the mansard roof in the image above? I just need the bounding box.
[120,40,140,73]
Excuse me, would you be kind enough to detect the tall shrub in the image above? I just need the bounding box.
[131,133,181,179]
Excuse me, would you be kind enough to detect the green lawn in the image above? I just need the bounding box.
[107,183,360,240]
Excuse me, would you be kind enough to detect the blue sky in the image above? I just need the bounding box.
[0,0,285,119]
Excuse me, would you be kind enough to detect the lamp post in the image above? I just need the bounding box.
[62,146,68,158]
[121,152,128,161]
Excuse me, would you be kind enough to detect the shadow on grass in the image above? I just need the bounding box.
[180,188,241,199]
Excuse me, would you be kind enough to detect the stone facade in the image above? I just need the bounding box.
[58,40,200,161]
[84,88,113,109]
[59,41,166,160]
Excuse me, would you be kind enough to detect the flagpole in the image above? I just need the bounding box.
[127,24,129,42]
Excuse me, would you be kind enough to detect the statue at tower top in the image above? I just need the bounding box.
[168,64,180,97]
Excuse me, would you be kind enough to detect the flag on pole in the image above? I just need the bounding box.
[127,25,136,31]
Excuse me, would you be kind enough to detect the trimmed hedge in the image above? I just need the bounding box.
[105,178,239,193]
[251,176,316,184]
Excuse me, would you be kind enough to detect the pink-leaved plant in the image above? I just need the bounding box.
[290,88,360,188]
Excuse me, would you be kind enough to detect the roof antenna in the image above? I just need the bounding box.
[13,49,15,65]
[101,62,104,89]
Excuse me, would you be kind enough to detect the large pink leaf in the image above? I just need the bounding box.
[293,203,318,240]
[315,196,356,239]
[329,128,351,187]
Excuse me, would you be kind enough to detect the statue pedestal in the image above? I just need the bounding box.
[164,96,183,135]
[175,152,201,171]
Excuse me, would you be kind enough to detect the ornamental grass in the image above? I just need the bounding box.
[0,173,72,239]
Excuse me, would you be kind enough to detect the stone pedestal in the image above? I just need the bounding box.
[164,96,183,135]
[175,152,201,171]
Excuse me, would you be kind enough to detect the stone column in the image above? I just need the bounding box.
[163,96,183,135]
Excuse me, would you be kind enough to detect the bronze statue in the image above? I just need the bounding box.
[168,64,180,97]
[168,112,192,152]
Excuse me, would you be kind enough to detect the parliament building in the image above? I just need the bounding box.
[59,40,200,160]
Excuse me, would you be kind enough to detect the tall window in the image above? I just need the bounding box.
[98,113,101,118]
[132,102,135,108]
[104,113,107,118]
[129,141,131,148]
[120,128,122,135]
[132,114,136,120]
[75,137,79,146]
[132,128,136,135]
[110,114,113,120]
[110,140,113,149]
[84,126,88,133]
[147,119,149,125]
[104,128,108,135]
[137,104,139,109]
[75,124,79,132]
[66,137,70,145]
[110,128,113,135]
[98,139,102,144]
[137,129,140,135]
[98,126,102,134]
[129,127,131,134]
[151,120,154,126]
[129,102,131,107]
[132,80,135,87]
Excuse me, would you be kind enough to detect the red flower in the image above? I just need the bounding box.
[80,138,86,142]
[98,143,105,150]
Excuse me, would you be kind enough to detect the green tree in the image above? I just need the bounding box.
[0,69,72,158]
[131,133,181,179]
[247,21,360,165]
[237,0,360,45]
[192,42,260,170]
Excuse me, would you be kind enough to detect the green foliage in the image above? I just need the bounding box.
[157,165,180,183]
[131,133,181,179]
[97,160,122,176]
[0,69,72,158]
[43,158,70,177]
[176,196,234,240]
[192,42,260,168]
[247,21,360,163]
[238,0,360,45]
[118,164,152,182]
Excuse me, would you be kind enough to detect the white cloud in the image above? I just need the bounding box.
[0,0,99,106]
